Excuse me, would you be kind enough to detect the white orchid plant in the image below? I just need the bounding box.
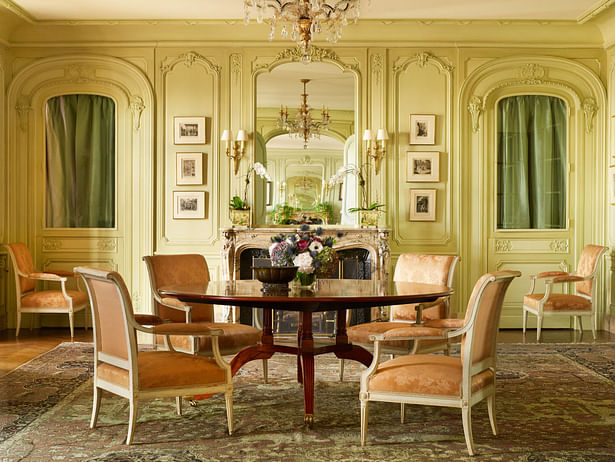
[327,164,384,212]
[230,162,271,210]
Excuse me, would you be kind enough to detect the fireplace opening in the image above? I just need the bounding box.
[238,247,373,336]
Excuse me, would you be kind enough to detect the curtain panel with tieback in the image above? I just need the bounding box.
[45,94,115,228]
[497,95,567,229]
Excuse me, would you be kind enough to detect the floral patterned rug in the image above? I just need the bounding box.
[1,342,614,461]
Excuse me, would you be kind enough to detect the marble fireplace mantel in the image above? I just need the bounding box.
[220,226,391,282]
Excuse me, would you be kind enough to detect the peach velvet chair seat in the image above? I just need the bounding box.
[359,270,520,456]
[74,266,233,445]
[341,254,459,381]
[522,244,607,340]
[4,242,89,339]
[143,254,267,380]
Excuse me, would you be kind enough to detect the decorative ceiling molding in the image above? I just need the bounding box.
[577,0,615,23]
[0,0,34,23]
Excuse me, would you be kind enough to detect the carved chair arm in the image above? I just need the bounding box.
[370,326,448,342]
[424,318,465,328]
[28,272,67,282]
[133,314,167,326]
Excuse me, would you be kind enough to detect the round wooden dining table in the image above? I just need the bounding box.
[159,278,453,427]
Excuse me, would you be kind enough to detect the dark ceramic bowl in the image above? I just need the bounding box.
[252,266,299,285]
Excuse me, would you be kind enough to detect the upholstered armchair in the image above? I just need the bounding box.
[340,254,459,380]
[523,244,608,340]
[143,254,266,380]
[75,266,233,445]
[359,270,520,456]
[5,242,89,338]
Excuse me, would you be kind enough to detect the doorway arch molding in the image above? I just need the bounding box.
[458,55,607,314]
[6,54,154,311]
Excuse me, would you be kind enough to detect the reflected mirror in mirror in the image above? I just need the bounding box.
[254,61,358,225]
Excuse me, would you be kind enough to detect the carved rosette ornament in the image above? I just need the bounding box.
[231,53,242,83]
[549,239,569,253]
[371,54,384,85]
[495,240,512,253]
[42,239,62,251]
[519,63,545,84]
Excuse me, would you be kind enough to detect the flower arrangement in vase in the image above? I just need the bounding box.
[268,225,340,288]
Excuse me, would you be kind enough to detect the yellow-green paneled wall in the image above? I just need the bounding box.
[0,17,613,331]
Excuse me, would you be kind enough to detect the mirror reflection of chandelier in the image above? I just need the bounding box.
[278,79,331,149]
[243,0,361,62]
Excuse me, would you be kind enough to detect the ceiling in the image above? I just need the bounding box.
[8,0,603,21]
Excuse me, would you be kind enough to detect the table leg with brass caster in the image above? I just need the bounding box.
[304,413,314,428]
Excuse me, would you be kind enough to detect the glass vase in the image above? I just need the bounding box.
[294,271,316,290]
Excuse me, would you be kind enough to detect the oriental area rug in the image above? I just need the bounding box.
[1,342,614,461]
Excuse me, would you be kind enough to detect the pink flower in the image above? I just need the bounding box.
[296,240,309,252]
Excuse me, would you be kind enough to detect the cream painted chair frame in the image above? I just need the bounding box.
[340,255,460,381]
[5,243,88,339]
[523,245,607,341]
[75,266,233,445]
[359,271,520,456]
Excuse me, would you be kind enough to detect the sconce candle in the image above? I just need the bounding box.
[364,128,388,175]
[222,129,247,175]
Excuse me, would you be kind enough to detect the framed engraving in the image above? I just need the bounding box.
[173,191,205,219]
[174,116,206,145]
[409,114,436,145]
[409,189,436,221]
[176,152,203,185]
[407,151,439,182]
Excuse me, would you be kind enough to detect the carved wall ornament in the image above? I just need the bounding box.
[97,239,118,251]
[129,95,145,131]
[161,51,221,75]
[371,54,384,85]
[549,239,569,253]
[582,97,598,134]
[393,52,454,75]
[231,53,242,83]
[519,63,546,83]
[67,64,96,83]
[467,95,484,133]
[15,95,32,132]
[42,238,62,251]
[253,45,359,73]
[495,240,513,253]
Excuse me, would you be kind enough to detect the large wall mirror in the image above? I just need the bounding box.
[254,59,358,225]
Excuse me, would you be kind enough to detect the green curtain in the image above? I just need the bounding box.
[497,95,567,229]
[45,94,115,228]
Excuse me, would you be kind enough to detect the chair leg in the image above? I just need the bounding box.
[360,399,368,446]
[126,398,138,445]
[90,386,102,428]
[68,313,75,339]
[487,394,498,436]
[15,311,22,337]
[339,358,345,382]
[176,396,182,416]
[522,309,527,334]
[262,358,268,384]
[590,313,596,340]
[536,316,542,341]
[225,391,234,435]
[461,405,475,456]
[576,316,583,333]
[400,403,405,424]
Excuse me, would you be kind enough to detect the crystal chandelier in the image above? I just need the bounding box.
[278,79,330,149]
[244,0,361,62]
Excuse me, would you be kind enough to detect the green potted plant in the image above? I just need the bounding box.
[328,164,384,227]
[230,162,270,227]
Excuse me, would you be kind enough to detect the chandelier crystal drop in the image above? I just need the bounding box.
[277,79,330,149]
[244,0,361,62]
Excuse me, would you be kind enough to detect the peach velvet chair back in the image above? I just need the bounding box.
[144,254,214,322]
[575,245,607,297]
[462,271,517,365]
[78,268,133,364]
[391,254,458,321]
[7,243,36,294]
